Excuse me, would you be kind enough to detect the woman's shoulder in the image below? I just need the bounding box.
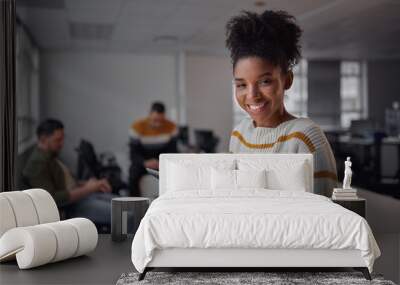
[232,116,325,137]
[290,117,330,150]
[284,117,329,149]
[287,117,323,133]
[232,116,253,132]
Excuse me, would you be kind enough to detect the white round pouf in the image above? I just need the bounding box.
[0,195,17,237]
[23,189,60,223]
[0,226,57,269]
[1,191,39,227]
[65,218,98,257]
[0,190,98,269]
[42,221,79,262]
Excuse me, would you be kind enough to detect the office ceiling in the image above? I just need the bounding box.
[16,0,400,59]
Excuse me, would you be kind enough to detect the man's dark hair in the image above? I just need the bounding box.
[150,102,165,113]
[36,119,64,138]
[225,10,302,72]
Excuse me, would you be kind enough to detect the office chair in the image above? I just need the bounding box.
[194,129,219,153]
[76,139,127,194]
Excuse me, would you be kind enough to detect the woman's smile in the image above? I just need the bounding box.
[246,101,269,115]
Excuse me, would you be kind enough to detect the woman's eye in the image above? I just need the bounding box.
[236,84,246,89]
[259,79,271,86]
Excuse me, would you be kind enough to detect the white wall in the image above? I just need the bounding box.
[185,54,233,152]
[40,51,236,174]
[40,52,177,175]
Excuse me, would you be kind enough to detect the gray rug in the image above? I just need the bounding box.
[116,271,396,285]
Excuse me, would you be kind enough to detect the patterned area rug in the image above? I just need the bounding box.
[116,271,396,285]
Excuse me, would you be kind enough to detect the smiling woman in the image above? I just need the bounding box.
[226,10,338,197]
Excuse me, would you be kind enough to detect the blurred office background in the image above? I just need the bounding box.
[14,0,400,282]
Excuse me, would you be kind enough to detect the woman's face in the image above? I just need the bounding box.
[233,57,292,127]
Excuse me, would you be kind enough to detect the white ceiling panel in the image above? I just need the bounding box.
[69,22,114,40]
[18,8,70,49]
[65,0,122,23]
[298,0,384,31]
[112,0,182,41]
[233,0,334,17]
[17,0,65,10]
[120,0,183,19]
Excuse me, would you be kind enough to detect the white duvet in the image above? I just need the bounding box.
[131,190,380,273]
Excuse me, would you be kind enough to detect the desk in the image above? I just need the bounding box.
[337,136,400,183]
[338,136,400,145]
[332,198,366,218]
[0,235,134,285]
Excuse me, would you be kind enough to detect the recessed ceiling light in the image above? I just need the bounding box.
[69,22,113,40]
[254,1,266,7]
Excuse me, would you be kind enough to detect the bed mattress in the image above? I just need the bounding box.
[131,190,380,273]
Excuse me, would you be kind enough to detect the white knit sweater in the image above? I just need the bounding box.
[229,117,337,197]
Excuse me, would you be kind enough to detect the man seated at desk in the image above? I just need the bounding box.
[129,102,177,196]
[22,119,116,227]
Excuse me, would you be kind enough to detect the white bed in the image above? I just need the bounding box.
[131,154,380,280]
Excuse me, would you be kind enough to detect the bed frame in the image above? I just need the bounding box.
[139,248,370,280]
[138,154,372,281]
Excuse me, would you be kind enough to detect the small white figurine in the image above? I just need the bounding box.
[343,157,352,189]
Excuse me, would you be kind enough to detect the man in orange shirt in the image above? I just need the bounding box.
[129,102,177,196]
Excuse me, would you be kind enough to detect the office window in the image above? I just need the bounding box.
[285,60,308,117]
[232,60,308,128]
[340,61,367,128]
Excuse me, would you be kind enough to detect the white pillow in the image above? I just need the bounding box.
[268,162,308,191]
[211,169,267,190]
[167,160,235,191]
[237,159,309,191]
[236,169,267,189]
[211,168,236,190]
[167,163,209,191]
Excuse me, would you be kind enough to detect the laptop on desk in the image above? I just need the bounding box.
[145,168,159,179]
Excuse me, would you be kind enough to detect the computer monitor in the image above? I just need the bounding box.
[349,119,376,138]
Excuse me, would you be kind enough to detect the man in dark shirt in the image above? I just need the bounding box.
[22,119,115,226]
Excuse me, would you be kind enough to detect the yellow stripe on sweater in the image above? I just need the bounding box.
[314,170,338,181]
[231,130,316,153]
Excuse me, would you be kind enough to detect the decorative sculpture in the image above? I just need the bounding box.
[343,157,352,189]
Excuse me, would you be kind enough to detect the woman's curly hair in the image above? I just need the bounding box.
[225,10,302,73]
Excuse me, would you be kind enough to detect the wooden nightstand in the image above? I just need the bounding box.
[332,198,366,218]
